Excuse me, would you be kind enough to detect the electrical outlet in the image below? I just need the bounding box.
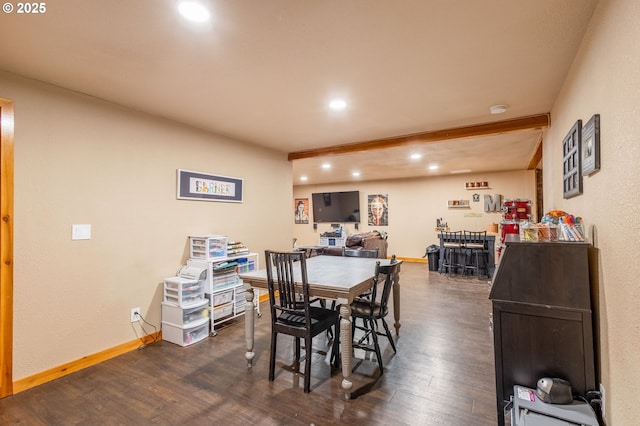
[130,307,141,323]
[600,383,606,419]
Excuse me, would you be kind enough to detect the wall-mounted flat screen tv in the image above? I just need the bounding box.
[312,191,361,223]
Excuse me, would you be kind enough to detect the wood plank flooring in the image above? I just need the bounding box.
[0,262,498,425]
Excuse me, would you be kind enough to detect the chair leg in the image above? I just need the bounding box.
[303,335,312,393]
[369,319,384,373]
[294,337,301,370]
[380,318,397,354]
[269,331,277,381]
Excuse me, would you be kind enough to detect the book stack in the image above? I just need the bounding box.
[227,240,250,256]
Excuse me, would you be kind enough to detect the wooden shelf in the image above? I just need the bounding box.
[447,200,470,208]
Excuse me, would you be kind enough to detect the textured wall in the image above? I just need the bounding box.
[543,0,640,423]
[0,71,292,380]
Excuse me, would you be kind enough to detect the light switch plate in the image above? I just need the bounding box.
[72,224,91,240]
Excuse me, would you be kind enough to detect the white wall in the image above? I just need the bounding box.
[543,0,640,424]
[1,71,293,380]
[294,169,536,258]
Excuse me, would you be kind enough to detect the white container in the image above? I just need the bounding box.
[189,235,228,260]
[161,299,209,327]
[161,317,209,346]
[163,276,205,306]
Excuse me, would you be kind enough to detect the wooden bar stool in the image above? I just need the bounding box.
[463,230,489,279]
[440,231,464,276]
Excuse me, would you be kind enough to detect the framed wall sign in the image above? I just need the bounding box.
[177,169,244,202]
[581,114,601,176]
[562,120,583,199]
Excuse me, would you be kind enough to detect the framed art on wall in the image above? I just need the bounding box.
[581,114,601,176]
[177,169,244,202]
[562,120,583,199]
[294,198,309,224]
[368,194,388,226]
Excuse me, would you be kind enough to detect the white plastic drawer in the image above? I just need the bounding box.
[163,277,205,306]
[162,300,209,327]
[162,317,209,347]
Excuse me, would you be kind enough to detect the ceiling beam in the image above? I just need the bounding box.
[528,132,544,170]
[288,113,550,161]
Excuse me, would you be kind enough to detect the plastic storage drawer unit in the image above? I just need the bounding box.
[161,299,209,327]
[189,235,228,260]
[162,317,209,346]
[163,276,205,306]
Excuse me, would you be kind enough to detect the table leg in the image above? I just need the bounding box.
[244,286,255,368]
[339,303,353,400]
[392,273,401,336]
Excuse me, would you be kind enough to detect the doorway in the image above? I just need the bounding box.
[0,97,14,398]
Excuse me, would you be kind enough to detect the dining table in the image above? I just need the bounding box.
[238,255,402,400]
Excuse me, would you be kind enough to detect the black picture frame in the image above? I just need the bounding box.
[581,114,601,176]
[562,120,583,199]
[177,169,243,202]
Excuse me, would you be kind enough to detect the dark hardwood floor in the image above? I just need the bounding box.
[0,262,498,425]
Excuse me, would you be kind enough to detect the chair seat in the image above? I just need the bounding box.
[443,242,462,248]
[278,307,339,332]
[350,299,388,318]
[464,243,485,249]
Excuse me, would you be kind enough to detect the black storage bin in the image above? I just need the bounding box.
[426,245,439,271]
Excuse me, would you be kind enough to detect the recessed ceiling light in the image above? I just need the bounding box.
[178,2,210,22]
[300,176,308,181]
[410,153,422,160]
[428,164,439,170]
[352,171,361,177]
[328,99,347,111]
[489,104,508,114]
[450,169,472,174]
[322,163,331,169]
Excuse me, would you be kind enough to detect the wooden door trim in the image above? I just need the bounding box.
[0,98,14,398]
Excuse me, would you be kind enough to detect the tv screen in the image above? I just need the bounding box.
[312,191,361,223]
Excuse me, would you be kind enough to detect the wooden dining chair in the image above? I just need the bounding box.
[323,246,382,315]
[350,256,402,374]
[264,250,340,393]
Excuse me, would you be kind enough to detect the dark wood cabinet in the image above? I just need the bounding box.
[489,241,596,426]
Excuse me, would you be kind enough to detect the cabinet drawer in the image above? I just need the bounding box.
[161,317,209,347]
[162,300,209,327]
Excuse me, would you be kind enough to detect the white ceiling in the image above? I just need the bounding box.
[0,0,599,185]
